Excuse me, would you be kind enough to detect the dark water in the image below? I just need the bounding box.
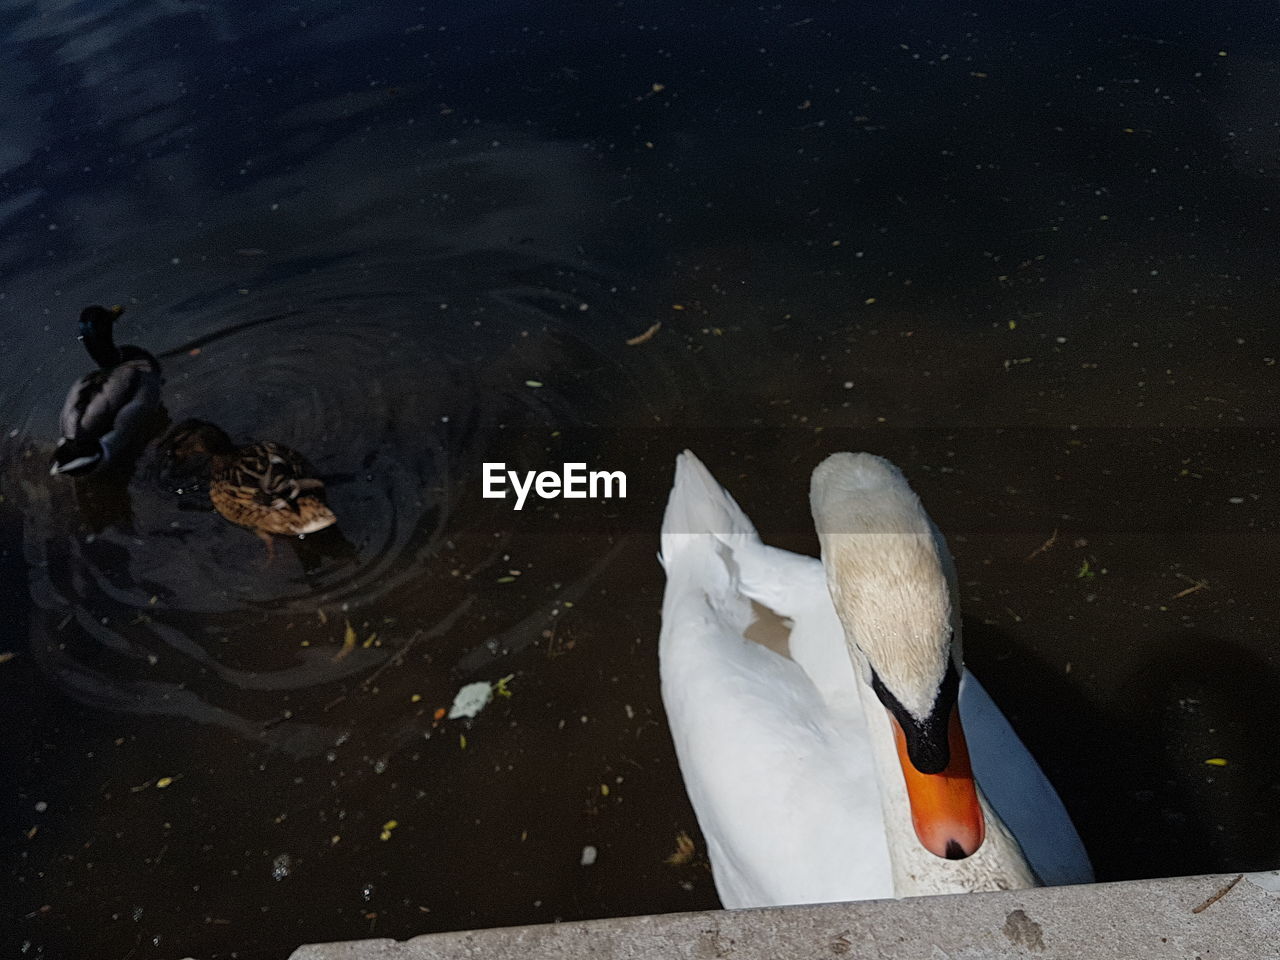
[3,0,1279,956]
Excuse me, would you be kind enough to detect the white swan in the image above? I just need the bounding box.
[658,450,1093,907]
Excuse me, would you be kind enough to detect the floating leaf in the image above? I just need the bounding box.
[1204,758,1228,767]
[626,321,661,346]
[666,831,696,866]
[156,777,174,789]
[379,819,398,841]
[494,674,515,698]
[333,621,358,662]
[525,380,543,388]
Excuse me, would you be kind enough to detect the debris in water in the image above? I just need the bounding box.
[379,820,398,841]
[1171,576,1209,600]
[1204,758,1228,767]
[448,681,494,719]
[494,674,515,698]
[333,621,358,662]
[271,853,293,881]
[580,845,598,866]
[666,832,696,866]
[626,321,661,346]
[155,776,175,789]
[525,380,543,388]
[1025,528,1059,561]
[0,652,15,665]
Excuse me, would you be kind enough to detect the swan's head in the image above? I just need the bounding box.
[811,452,983,861]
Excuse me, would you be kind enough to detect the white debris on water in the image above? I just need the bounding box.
[448,681,494,719]
[580,845,597,866]
[271,853,292,881]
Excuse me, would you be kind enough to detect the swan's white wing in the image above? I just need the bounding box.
[660,451,892,908]
[960,671,1095,886]
[660,549,892,908]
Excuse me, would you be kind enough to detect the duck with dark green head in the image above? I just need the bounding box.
[50,304,163,477]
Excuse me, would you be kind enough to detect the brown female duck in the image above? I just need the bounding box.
[166,419,336,556]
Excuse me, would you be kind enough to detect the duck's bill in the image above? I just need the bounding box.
[889,706,985,859]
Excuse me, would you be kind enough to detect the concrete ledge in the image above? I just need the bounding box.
[288,871,1280,959]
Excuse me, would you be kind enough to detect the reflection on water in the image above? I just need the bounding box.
[3,0,1280,956]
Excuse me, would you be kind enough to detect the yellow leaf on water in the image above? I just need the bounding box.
[333,621,358,662]
[459,734,467,750]
[1204,757,1228,767]
[156,777,174,789]
[626,321,661,346]
[666,831,696,866]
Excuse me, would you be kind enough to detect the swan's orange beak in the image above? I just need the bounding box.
[889,705,985,859]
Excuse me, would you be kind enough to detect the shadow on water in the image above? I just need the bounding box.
[1113,632,1280,875]
[965,619,1280,883]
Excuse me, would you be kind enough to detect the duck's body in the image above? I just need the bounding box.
[166,419,336,554]
[51,305,163,477]
[658,451,1092,907]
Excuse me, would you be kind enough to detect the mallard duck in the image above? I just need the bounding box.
[50,305,163,476]
[165,419,337,556]
[658,451,1092,907]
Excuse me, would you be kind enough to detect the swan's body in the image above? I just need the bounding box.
[658,451,1092,907]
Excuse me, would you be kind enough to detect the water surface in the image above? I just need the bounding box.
[3,1,1279,957]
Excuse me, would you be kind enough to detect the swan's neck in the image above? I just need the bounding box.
[853,657,1037,896]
